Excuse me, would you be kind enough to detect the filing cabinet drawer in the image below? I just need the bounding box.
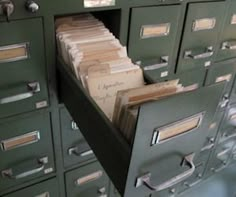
[128,5,182,79]
[205,60,236,109]
[218,104,236,141]
[0,111,55,191]
[230,78,236,104]
[177,1,226,72]
[3,178,59,197]
[60,107,95,168]
[201,111,224,150]
[58,56,225,197]
[206,138,236,176]
[0,18,48,118]
[171,69,206,90]
[147,67,206,89]
[65,161,109,197]
[216,1,236,62]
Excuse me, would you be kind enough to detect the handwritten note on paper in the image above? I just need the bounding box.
[86,69,144,120]
[84,0,116,8]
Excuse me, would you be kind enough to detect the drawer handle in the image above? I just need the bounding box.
[141,56,169,71]
[221,41,236,50]
[68,146,93,157]
[1,156,48,180]
[135,153,195,191]
[184,46,213,60]
[0,82,40,104]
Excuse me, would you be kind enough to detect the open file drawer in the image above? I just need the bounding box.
[57,58,225,197]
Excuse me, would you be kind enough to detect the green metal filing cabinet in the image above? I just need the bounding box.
[1,0,236,197]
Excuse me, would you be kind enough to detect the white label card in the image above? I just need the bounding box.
[141,23,170,39]
[84,0,115,8]
[192,18,216,31]
[231,14,236,24]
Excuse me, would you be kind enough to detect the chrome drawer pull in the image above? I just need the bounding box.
[0,82,40,104]
[35,192,50,197]
[184,46,213,60]
[68,146,93,157]
[221,41,236,50]
[139,56,169,71]
[1,156,48,180]
[135,153,195,191]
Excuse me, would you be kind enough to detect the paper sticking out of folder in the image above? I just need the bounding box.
[112,80,186,143]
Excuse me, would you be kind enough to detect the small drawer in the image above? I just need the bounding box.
[58,57,225,197]
[205,138,236,176]
[0,18,48,118]
[128,5,182,79]
[147,68,206,90]
[65,161,109,197]
[201,110,224,149]
[216,1,236,62]
[0,111,55,191]
[60,107,95,168]
[230,78,236,104]
[2,178,59,197]
[177,1,226,72]
[218,104,236,142]
[205,59,236,109]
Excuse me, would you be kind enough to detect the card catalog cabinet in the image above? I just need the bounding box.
[2,178,59,197]
[0,18,48,119]
[0,111,55,192]
[2,0,236,197]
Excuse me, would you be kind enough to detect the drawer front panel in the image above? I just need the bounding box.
[0,18,48,118]
[177,1,226,72]
[219,104,236,141]
[171,69,206,90]
[216,1,236,61]
[60,107,95,168]
[65,162,109,197]
[128,5,182,79]
[3,178,59,197]
[0,112,55,191]
[124,84,224,197]
[206,138,236,177]
[205,60,236,107]
[201,111,224,150]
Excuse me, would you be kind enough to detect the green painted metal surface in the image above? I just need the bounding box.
[177,1,226,72]
[0,18,48,119]
[65,161,109,197]
[3,178,59,197]
[60,107,95,168]
[0,110,55,192]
